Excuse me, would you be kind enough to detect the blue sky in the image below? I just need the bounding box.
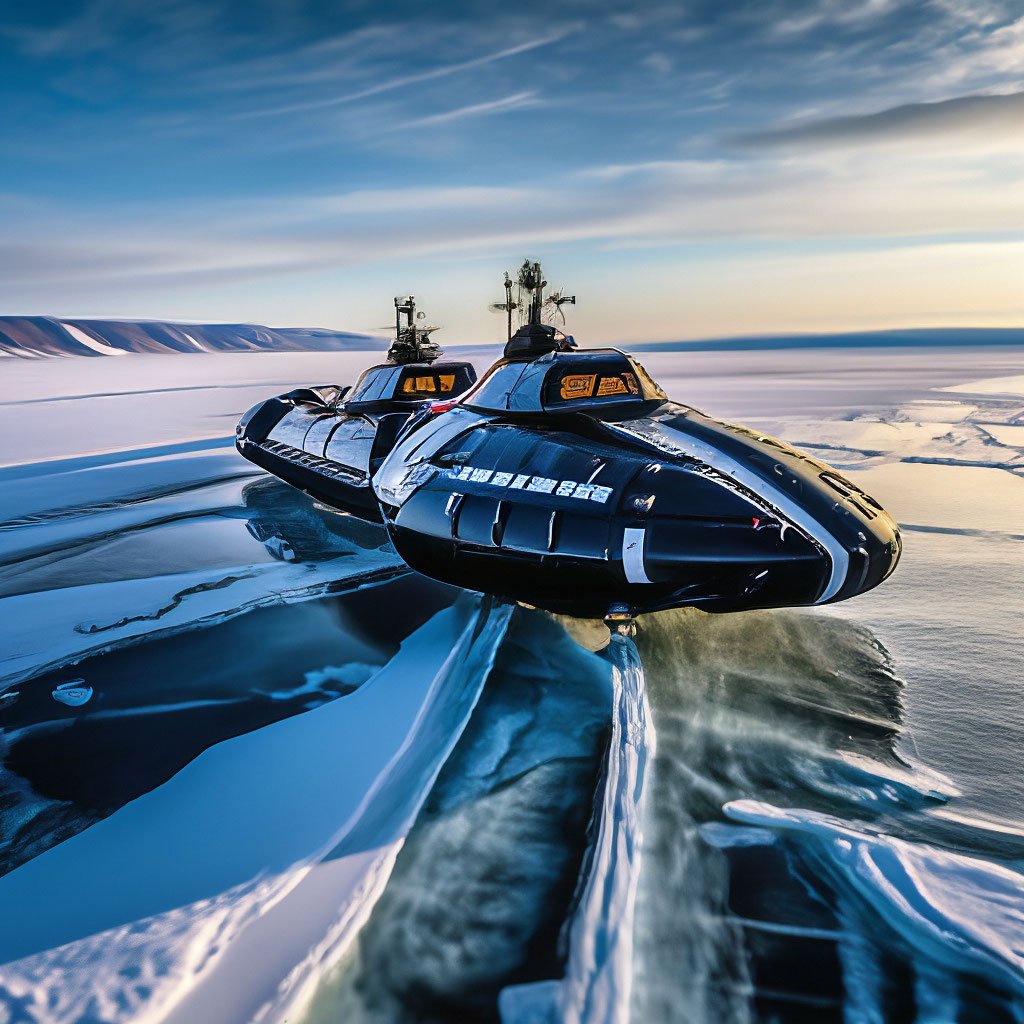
[0,0,1021,342]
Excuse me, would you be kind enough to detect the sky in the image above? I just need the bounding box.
[0,0,1021,344]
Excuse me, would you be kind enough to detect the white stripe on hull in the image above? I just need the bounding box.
[622,527,651,584]
[610,419,849,603]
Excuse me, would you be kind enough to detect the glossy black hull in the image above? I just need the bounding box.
[371,406,900,617]
[235,362,900,618]
[237,434,381,521]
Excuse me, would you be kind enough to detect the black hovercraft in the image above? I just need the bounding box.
[236,296,476,521]
[237,261,901,619]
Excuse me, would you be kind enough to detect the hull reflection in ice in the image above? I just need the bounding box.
[0,483,456,881]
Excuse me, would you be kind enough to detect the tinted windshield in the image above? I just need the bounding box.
[348,364,475,404]
[347,366,400,403]
[461,362,530,411]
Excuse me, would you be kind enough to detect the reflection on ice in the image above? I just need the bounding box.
[631,605,1024,1023]
[50,679,93,707]
[556,633,653,1024]
[300,610,613,1024]
[725,800,1024,1021]
[0,478,404,687]
[0,596,512,1024]
[1,344,1023,1023]
[0,572,454,879]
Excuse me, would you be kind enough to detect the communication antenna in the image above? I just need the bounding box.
[545,287,576,324]
[488,259,576,342]
[518,259,546,325]
[387,295,442,365]
[487,272,520,344]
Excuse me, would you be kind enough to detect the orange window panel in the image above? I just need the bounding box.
[560,374,596,400]
[596,376,628,396]
[402,376,437,393]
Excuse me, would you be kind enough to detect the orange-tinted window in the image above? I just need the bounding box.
[545,356,663,408]
[597,376,628,397]
[439,374,456,392]
[560,374,596,400]
[402,375,438,394]
[560,372,640,400]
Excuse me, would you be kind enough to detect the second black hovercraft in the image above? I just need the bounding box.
[237,261,901,618]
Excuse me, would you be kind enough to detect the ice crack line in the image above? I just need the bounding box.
[74,573,259,634]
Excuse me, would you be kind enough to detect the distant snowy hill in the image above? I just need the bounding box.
[0,317,383,358]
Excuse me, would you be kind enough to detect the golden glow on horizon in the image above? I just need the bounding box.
[570,240,1024,344]
[322,240,1022,346]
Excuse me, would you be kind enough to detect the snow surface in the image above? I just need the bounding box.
[943,374,1024,397]
[1,341,1023,1023]
[0,598,513,1023]
[60,321,127,356]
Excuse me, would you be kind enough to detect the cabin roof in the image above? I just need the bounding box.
[462,348,666,415]
[346,360,476,406]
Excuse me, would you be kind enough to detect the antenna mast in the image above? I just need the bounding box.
[519,260,546,325]
[388,295,442,365]
[488,259,576,342]
[504,273,514,343]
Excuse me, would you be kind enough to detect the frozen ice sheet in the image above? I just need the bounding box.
[0,598,513,1024]
[943,374,1024,398]
[0,549,403,688]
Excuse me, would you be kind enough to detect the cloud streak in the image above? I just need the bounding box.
[1,0,1022,336]
[400,91,540,129]
[231,30,574,122]
[2,140,1020,295]
[736,90,1024,148]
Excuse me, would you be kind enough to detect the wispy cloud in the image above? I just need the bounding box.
[400,91,540,129]
[578,160,738,182]
[3,137,1020,294]
[736,90,1024,148]
[921,14,1024,92]
[231,30,574,121]
[2,0,1023,336]
[769,0,905,38]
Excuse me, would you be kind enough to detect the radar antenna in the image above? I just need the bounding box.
[545,287,576,324]
[488,259,576,342]
[518,259,546,326]
[388,296,442,365]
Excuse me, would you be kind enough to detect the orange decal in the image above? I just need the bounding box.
[597,376,629,396]
[560,374,596,400]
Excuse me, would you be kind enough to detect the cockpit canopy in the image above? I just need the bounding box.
[463,349,666,417]
[346,361,477,407]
